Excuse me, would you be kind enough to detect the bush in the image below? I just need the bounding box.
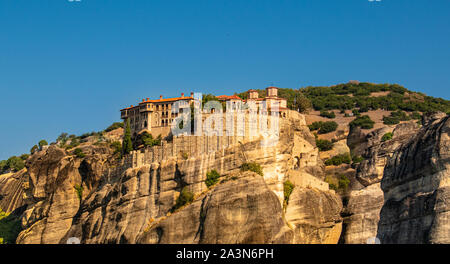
[381,132,393,142]
[240,162,263,176]
[1,156,25,173]
[350,115,375,129]
[38,140,48,150]
[352,109,361,116]
[283,180,295,204]
[0,209,22,244]
[19,154,30,161]
[182,152,189,160]
[316,139,334,151]
[308,121,338,134]
[73,148,86,158]
[318,121,338,134]
[325,153,352,166]
[174,187,194,210]
[320,110,336,119]
[352,155,364,164]
[105,122,124,132]
[205,170,220,188]
[74,184,83,200]
[383,110,411,125]
[410,111,422,120]
[338,174,350,191]
[30,145,38,154]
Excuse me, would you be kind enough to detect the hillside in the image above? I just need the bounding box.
[0,82,449,244]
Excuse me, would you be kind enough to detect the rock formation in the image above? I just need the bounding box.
[341,121,419,244]
[377,114,450,243]
[2,110,343,244]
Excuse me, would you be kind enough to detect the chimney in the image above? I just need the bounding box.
[146,98,149,101]
[142,99,145,102]
[181,93,184,97]
[190,92,194,97]
[160,95,163,100]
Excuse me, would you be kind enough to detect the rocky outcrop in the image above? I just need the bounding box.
[377,114,450,243]
[8,110,341,244]
[138,172,287,244]
[341,121,419,244]
[0,170,26,214]
[285,187,343,244]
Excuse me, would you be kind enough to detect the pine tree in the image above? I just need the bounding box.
[122,120,133,155]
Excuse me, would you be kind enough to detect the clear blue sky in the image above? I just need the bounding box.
[1,0,449,160]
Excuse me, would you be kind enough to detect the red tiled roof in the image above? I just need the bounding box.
[217,95,242,101]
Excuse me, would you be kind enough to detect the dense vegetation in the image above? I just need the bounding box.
[349,115,375,129]
[325,153,352,166]
[301,82,450,113]
[315,139,334,151]
[0,209,22,244]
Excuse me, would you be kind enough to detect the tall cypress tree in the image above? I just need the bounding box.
[122,120,133,155]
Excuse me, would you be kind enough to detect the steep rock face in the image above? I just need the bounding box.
[0,169,26,213]
[138,172,287,244]
[377,115,450,244]
[285,187,343,244]
[11,110,337,244]
[341,121,419,244]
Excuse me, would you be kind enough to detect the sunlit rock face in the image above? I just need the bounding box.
[377,114,450,244]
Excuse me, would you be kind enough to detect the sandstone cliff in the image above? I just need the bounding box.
[341,121,419,244]
[3,110,342,244]
[377,114,450,243]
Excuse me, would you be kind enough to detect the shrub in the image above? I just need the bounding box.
[318,121,338,134]
[410,111,422,120]
[182,152,189,160]
[74,184,83,200]
[316,139,334,151]
[283,180,295,204]
[240,162,263,176]
[0,160,6,174]
[320,110,336,119]
[308,121,338,134]
[350,115,375,129]
[73,148,86,158]
[105,122,124,132]
[122,120,133,155]
[381,132,393,142]
[308,121,323,131]
[205,170,220,188]
[19,154,30,161]
[338,174,350,191]
[324,153,352,166]
[38,140,48,150]
[1,156,25,173]
[383,110,411,125]
[30,145,38,154]
[0,209,22,244]
[174,187,194,210]
[352,155,364,164]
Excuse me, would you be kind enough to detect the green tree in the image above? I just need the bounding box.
[240,162,264,176]
[0,209,22,244]
[174,187,194,210]
[38,140,48,150]
[205,170,221,188]
[316,139,334,151]
[283,180,295,204]
[73,148,85,158]
[381,132,393,142]
[349,115,375,129]
[122,119,133,155]
[5,156,25,172]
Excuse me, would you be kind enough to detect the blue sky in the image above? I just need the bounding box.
[1,0,449,160]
